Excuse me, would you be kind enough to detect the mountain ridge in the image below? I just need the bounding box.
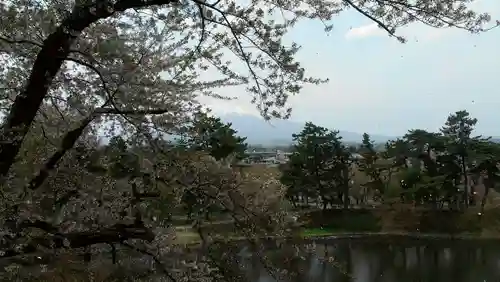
[218,113,396,146]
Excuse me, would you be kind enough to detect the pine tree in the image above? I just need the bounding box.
[188,113,248,162]
[281,122,351,210]
[441,110,480,207]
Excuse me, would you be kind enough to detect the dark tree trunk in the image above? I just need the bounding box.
[460,155,469,209]
[321,196,327,210]
[343,167,350,210]
[481,177,493,215]
[0,0,177,178]
[111,244,117,264]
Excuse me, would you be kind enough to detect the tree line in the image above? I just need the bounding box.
[279,110,500,213]
[159,108,500,215]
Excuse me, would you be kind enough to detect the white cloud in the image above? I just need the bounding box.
[346,22,453,42]
[345,23,385,40]
[198,92,260,117]
[208,101,258,116]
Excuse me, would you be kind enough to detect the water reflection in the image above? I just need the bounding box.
[242,238,500,282]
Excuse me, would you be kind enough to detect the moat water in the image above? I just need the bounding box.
[239,237,500,282]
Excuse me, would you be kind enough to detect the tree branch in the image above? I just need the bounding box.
[64,224,154,248]
[0,0,179,179]
[0,36,43,47]
[26,116,94,191]
[94,108,171,115]
[343,0,405,42]
[1,222,155,259]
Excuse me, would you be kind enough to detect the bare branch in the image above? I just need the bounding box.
[343,0,404,43]
[191,0,264,98]
[94,108,171,115]
[0,36,43,47]
[1,223,155,259]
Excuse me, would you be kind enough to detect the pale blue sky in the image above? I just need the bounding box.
[203,0,500,137]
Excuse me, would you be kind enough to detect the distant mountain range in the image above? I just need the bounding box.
[219,113,396,146]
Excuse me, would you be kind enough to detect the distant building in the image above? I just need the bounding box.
[240,150,363,166]
[350,153,364,160]
[242,149,290,165]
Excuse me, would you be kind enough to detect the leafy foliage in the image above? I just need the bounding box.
[187,112,248,162]
[281,111,500,213]
[281,122,351,209]
[357,133,395,197]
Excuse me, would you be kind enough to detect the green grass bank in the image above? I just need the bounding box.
[299,206,500,238]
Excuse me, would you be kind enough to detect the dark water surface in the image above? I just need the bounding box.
[240,237,500,282]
